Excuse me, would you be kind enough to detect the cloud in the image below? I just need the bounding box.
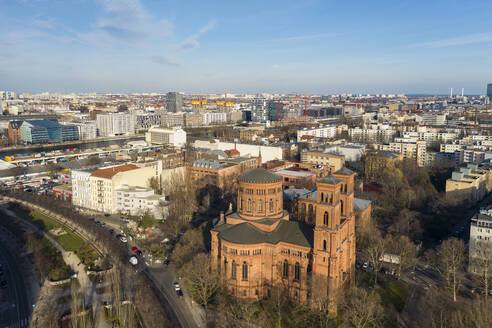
[148,55,181,67]
[32,18,54,29]
[177,19,216,51]
[409,33,492,48]
[81,0,173,44]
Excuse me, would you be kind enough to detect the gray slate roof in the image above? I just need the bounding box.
[238,167,282,183]
[354,198,371,211]
[215,220,314,247]
[317,174,340,185]
[334,167,355,176]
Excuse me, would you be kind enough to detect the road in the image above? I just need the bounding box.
[0,239,30,328]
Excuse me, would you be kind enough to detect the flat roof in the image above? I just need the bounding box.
[275,170,313,178]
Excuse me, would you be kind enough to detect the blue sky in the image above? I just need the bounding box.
[1,0,492,94]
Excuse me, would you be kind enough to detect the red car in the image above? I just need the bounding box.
[131,247,138,253]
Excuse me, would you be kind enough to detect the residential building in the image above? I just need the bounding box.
[96,113,135,137]
[445,163,492,205]
[72,169,93,209]
[324,144,366,162]
[388,140,427,167]
[146,126,187,147]
[211,167,357,311]
[115,185,166,218]
[364,151,401,182]
[469,207,492,274]
[166,92,183,113]
[187,157,261,188]
[300,150,345,172]
[75,121,97,140]
[184,112,204,127]
[7,120,23,145]
[297,126,337,142]
[422,113,447,125]
[203,112,227,125]
[194,139,285,163]
[252,97,268,122]
[161,112,184,127]
[135,112,161,130]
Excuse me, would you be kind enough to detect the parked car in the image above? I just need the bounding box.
[129,256,138,266]
[119,236,128,243]
[131,247,138,253]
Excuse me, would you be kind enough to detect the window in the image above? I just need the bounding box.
[240,198,243,210]
[301,203,306,219]
[340,200,344,215]
[308,204,314,223]
[340,184,343,192]
[294,262,300,280]
[321,192,324,202]
[242,261,248,281]
[344,184,347,193]
[323,240,327,251]
[283,260,289,278]
[224,258,228,276]
[231,260,237,280]
[329,193,333,204]
[247,199,252,212]
[258,199,263,212]
[269,199,274,212]
[323,211,329,225]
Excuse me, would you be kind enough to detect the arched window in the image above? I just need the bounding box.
[294,262,300,280]
[321,192,324,202]
[323,211,329,225]
[340,200,344,215]
[247,199,252,212]
[323,240,327,251]
[242,261,248,281]
[231,260,237,280]
[301,203,306,219]
[269,199,274,212]
[340,184,343,192]
[308,204,314,223]
[258,199,263,212]
[344,184,348,193]
[283,260,289,278]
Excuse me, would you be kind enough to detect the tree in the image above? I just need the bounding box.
[181,253,223,323]
[165,171,197,223]
[147,176,161,195]
[389,235,418,279]
[361,225,387,285]
[342,287,384,328]
[437,238,466,302]
[388,209,423,241]
[471,241,492,300]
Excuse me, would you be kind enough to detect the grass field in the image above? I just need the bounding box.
[9,204,100,267]
[377,281,411,312]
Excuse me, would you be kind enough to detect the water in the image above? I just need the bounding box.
[0,136,145,158]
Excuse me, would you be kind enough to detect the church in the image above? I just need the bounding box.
[211,166,363,306]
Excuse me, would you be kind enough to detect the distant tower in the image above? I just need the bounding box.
[461,88,464,98]
[450,88,453,98]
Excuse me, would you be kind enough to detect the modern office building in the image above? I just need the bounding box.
[487,83,492,101]
[96,113,135,137]
[146,126,187,147]
[166,92,183,113]
[20,120,79,144]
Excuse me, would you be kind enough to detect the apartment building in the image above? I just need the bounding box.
[96,113,135,137]
[203,112,227,125]
[161,112,184,127]
[194,139,285,163]
[297,125,337,142]
[324,144,366,162]
[349,125,396,143]
[422,113,447,125]
[388,140,427,167]
[115,185,166,218]
[364,151,401,182]
[446,164,492,205]
[72,164,157,214]
[300,150,345,172]
[469,207,492,274]
[184,112,204,127]
[146,126,187,147]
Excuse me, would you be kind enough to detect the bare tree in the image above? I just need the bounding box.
[438,238,466,302]
[342,287,384,328]
[361,226,387,285]
[389,235,418,279]
[471,241,492,300]
[147,176,162,195]
[181,253,223,324]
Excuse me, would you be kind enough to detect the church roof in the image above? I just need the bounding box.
[317,174,340,185]
[238,167,282,184]
[334,167,355,176]
[354,198,371,211]
[214,220,313,248]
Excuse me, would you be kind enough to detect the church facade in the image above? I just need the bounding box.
[210,167,358,305]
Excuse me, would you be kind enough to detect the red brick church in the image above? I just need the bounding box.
[211,166,362,308]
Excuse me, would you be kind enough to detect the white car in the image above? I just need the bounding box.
[119,236,128,243]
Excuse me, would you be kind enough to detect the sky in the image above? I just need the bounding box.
[1,0,492,95]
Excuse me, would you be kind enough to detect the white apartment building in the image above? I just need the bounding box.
[422,113,447,125]
[402,131,457,143]
[202,112,227,125]
[297,125,337,142]
[115,185,166,219]
[324,144,366,162]
[71,169,93,209]
[96,113,135,137]
[389,140,428,166]
[469,208,492,274]
[194,139,284,163]
[252,97,268,122]
[146,126,187,147]
[76,121,97,140]
[349,126,396,143]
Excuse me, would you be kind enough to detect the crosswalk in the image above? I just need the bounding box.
[4,317,29,328]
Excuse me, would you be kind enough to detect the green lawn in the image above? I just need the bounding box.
[376,281,411,312]
[9,204,100,267]
[141,214,158,229]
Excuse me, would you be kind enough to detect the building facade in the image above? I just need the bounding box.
[166,92,183,113]
[469,207,492,275]
[300,150,345,172]
[20,120,79,144]
[146,126,187,147]
[96,113,135,137]
[115,185,166,218]
[211,167,357,311]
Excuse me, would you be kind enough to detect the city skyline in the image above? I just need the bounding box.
[1,0,492,94]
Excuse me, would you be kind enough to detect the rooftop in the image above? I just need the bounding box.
[238,167,282,184]
[91,164,139,179]
[275,170,313,178]
[334,167,355,176]
[317,175,340,185]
